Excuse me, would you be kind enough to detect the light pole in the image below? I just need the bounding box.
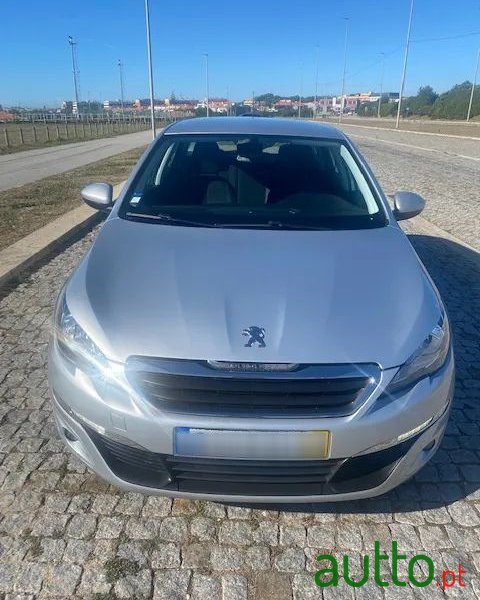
[467,48,480,122]
[203,53,210,117]
[339,18,349,123]
[144,0,156,139]
[377,52,385,119]
[67,36,80,115]
[396,0,415,129]
[313,45,320,120]
[118,59,125,114]
[298,64,303,119]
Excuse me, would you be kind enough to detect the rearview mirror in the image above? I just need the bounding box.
[393,191,425,221]
[81,183,114,211]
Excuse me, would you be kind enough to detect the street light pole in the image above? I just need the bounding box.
[118,59,125,114]
[313,45,320,120]
[298,63,303,119]
[395,0,415,129]
[144,0,156,139]
[467,48,480,122]
[203,53,210,117]
[68,36,80,115]
[377,52,385,119]
[339,18,349,123]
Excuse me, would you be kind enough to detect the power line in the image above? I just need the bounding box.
[412,30,480,43]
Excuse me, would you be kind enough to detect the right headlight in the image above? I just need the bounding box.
[54,293,108,376]
[386,314,451,394]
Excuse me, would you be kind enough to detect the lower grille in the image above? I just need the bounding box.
[85,426,421,496]
[86,426,341,494]
[164,455,342,495]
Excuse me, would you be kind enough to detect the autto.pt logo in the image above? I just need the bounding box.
[314,542,466,590]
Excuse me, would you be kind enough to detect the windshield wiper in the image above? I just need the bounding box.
[126,213,327,230]
[216,221,328,231]
[125,212,216,228]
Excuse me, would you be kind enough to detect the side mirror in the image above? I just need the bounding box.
[81,183,114,211]
[393,191,425,221]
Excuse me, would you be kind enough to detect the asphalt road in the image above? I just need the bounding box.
[0,130,152,192]
[1,128,480,599]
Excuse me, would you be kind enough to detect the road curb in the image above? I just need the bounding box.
[0,182,123,291]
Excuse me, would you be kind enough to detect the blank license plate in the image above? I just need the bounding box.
[174,428,330,460]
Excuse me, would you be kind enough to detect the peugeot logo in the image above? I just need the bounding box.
[242,326,266,348]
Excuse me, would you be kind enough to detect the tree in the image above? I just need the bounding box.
[404,85,438,117]
[431,81,480,120]
[357,102,377,117]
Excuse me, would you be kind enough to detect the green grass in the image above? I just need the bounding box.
[0,146,146,251]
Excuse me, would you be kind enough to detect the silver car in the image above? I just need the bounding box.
[48,117,454,502]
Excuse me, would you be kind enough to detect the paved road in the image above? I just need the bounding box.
[333,116,480,139]
[341,124,480,250]
[1,133,480,599]
[0,130,152,192]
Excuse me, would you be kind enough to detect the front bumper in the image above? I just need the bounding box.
[48,340,454,502]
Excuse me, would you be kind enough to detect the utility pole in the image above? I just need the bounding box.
[396,0,415,129]
[377,52,385,119]
[118,59,125,114]
[467,48,480,122]
[144,0,156,138]
[203,53,210,117]
[298,64,303,119]
[68,36,80,115]
[339,18,349,123]
[313,45,320,120]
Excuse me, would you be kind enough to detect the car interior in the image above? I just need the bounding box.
[129,137,376,218]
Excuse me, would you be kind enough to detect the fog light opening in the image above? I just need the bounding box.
[63,427,78,442]
[422,440,435,453]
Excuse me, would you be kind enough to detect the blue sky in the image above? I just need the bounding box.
[1,0,480,107]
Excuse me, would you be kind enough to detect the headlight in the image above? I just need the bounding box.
[387,314,451,394]
[54,294,108,375]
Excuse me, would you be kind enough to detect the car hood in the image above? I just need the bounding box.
[67,217,441,369]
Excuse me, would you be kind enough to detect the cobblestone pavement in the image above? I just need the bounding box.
[1,143,480,599]
[346,127,480,251]
[339,123,480,160]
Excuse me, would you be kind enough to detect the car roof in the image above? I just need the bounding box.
[164,117,346,140]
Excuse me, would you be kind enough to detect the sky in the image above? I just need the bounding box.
[1,0,480,107]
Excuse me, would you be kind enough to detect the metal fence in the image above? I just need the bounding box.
[0,116,167,151]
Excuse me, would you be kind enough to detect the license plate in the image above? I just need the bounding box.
[174,428,330,460]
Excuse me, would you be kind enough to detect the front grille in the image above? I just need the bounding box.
[125,358,379,417]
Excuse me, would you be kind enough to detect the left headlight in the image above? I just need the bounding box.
[386,314,451,394]
[54,294,108,375]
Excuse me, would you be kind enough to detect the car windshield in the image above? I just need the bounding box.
[120,134,387,230]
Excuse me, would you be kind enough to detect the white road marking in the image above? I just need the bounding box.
[338,121,480,141]
[348,133,480,163]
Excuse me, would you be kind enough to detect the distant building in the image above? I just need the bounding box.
[274,99,294,108]
[0,109,15,122]
[198,98,231,113]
